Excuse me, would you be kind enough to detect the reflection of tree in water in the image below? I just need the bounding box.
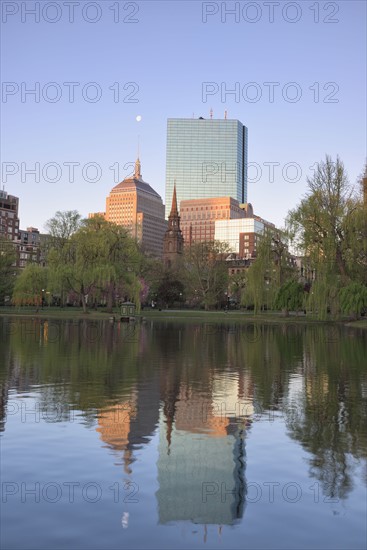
[2,317,366,506]
[0,322,11,432]
[283,326,367,501]
[206,322,367,501]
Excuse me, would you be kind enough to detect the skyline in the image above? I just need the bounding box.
[1,1,366,230]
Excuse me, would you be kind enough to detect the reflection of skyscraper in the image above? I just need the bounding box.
[156,374,252,526]
[96,373,162,473]
[126,375,161,450]
[96,398,137,474]
[156,415,246,524]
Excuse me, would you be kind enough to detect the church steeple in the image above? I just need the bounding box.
[170,183,178,216]
[163,182,184,267]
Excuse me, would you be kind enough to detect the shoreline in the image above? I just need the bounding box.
[0,307,366,328]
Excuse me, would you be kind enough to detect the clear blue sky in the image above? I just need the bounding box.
[1,0,366,230]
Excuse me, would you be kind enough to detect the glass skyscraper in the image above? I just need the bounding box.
[165,118,248,219]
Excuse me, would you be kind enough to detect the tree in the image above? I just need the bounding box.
[339,283,367,320]
[12,264,48,309]
[229,270,247,305]
[242,231,295,313]
[342,199,367,285]
[274,280,305,316]
[287,155,363,318]
[47,216,142,313]
[156,273,184,308]
[43,210,82,305]
[44,210,82,249]
[183,241,229,310]
[0,237,17,304]
[288,156,352,278]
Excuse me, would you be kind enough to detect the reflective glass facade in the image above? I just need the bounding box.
[214,218,264,253]
[165,118,248,219]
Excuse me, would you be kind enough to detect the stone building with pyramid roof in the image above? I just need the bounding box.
[90,158,167,257]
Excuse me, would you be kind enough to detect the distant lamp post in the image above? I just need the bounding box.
[41,289,45,309]
[224,291,229,311]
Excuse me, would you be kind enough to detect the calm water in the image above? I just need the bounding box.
[0,317,366,550]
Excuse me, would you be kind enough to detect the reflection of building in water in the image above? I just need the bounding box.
[96,397,137,474]
[96,373,162,474]
[157,373,252,526]
[126,372,161,452]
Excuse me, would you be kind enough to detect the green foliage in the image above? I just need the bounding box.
[306,263,341,320]
[288,155,353,280]
[242,232,295,313]
[339,283,367,319]
[342,204,367,285]
[229,270,247,304]
[156,273,184,308]
[287,156,366,319]
[44,210,82,248]
[46,213,142,313]
[274,280,304,314]
[0,237,17,304]
[183,241,229,310]
[12,264,48,307]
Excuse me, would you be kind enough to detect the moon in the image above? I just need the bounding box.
[136,115,142,122]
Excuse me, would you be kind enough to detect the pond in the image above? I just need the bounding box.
[0,317,366,549]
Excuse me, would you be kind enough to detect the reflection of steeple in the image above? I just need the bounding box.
[161,364,181,453]
[123,449,133,475]
[164,399,175,452]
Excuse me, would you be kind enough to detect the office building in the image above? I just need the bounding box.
[180,196,244,245]
[165,117,248,219]
[16,227,48,268]
[215,218,265,258]
[0,190,19,241]
[90,158,167,257]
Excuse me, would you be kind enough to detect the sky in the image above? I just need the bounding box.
[1,0,366,230]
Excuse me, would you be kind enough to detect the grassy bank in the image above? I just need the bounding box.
[1,306,365,328]
[0,307,118,321]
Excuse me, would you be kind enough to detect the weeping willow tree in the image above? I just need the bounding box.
[287,155,364,319]
[0,236,17,304]
[12,264,48,308]
[47,215,142,313]
[242,235,273,313]
[274,280,305,317]
[339,283,367,320]
[242,231,295,314]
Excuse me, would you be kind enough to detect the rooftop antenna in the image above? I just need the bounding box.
[192,112,195,118]
[210,108,213,119]
[224,110,227,119]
